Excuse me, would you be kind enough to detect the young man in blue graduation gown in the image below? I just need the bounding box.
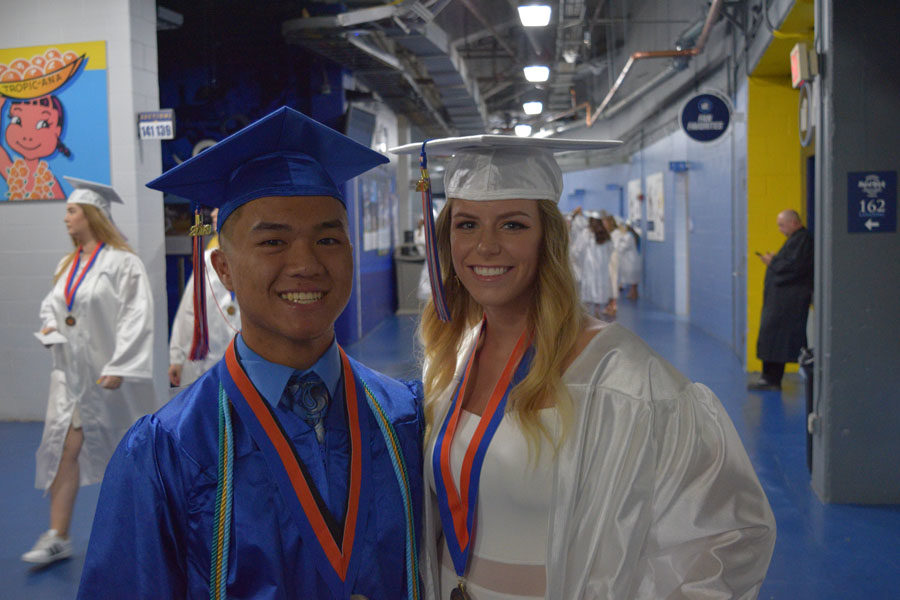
[77,107,423,599]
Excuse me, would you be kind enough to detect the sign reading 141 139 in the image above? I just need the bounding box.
[847,171,896,233]
[137,109,175,140]
[681,92,731,143]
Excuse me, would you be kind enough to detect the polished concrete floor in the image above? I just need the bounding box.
[2,300,899,598]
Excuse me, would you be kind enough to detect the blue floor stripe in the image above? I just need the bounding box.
[2,300,898,598]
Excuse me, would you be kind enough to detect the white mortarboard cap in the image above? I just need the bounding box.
[389,135,620,322]
[63,176,123,220]
[390,135,620,203]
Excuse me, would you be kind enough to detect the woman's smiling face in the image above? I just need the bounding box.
[5,99,61,160]
[449,197,543,317]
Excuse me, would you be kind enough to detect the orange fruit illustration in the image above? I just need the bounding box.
[1,70,21,82]
[31,55,47,69]
[11,59,29,73]
[44,49,62,60]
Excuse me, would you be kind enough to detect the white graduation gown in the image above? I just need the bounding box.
[36,247,157,490]
[583,240,613,305]
[608,229,622,299]
[169,248,240,386]
[616,228,641,286]
[421,323,776,599]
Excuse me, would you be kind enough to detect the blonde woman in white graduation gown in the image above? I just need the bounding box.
[23,178,156,565]
[393,136,776,600]
[168,208,240,387]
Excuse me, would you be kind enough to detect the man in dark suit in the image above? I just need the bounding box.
[749,209,814,391]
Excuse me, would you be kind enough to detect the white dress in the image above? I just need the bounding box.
[583,240,612,305]
[421,323,776,599]
[36,246,157,490]
[616,228,641,286]
[169,247,241,386]
[608,229,623,299]
[430,409,559,599]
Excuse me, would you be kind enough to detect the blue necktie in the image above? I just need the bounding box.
[283,371,330,443]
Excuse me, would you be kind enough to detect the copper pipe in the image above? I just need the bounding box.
[580,0,723,127]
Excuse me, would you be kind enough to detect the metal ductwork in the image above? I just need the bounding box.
[282,2,488,137]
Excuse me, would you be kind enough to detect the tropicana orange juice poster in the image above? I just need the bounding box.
[0,41,109,202]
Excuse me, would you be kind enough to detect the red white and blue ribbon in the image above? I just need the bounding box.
[432,322,533,576]
[64,242,105,312]
[418,141,451,322]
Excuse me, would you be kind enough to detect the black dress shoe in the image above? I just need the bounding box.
[747,380,781,391]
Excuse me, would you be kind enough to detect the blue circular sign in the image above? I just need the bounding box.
[681,92,731,142]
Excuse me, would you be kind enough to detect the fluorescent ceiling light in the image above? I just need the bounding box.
[523,65,550,82]
[518,5,552,27]
[514,124,533,137]
[523,101,543,115]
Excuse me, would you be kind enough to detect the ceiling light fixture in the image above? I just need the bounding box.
[514,124,533,137]
[523,101,543,115]
[518,4,552,27]
[523,65,550,82]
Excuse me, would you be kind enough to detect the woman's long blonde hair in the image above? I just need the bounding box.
[53,204,134,283]
[420,198,586,452]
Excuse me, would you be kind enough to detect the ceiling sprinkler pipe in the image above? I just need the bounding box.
[583,0,723,126]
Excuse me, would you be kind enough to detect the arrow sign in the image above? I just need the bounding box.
[847,171,897,234]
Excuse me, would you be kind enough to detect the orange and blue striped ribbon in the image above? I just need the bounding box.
[210,340,419,598]
[432,323,533,576]
[63,243,105,311]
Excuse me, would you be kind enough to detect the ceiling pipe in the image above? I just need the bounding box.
[541,0,722,130]
[586,0,723,125]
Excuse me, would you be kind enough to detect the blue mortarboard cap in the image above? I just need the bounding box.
[146,106,389,231]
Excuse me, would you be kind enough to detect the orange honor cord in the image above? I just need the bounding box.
[222,341,368,595]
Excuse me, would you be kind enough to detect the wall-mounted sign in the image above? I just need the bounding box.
[669,161,690,172]
[681,91,731,143]
[646,171,665,242]
[847,171,896,233]
[0,41,109,201]
[138,109,175,140]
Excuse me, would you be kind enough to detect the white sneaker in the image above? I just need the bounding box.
[21,529,73,565]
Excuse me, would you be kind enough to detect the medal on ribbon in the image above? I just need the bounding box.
[63,243,105,326]
[220,341,372,598]
[432,322,533,594]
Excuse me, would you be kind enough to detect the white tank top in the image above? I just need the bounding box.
[430,408,559,599]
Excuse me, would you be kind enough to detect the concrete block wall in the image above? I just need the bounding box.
[0,0,166,420]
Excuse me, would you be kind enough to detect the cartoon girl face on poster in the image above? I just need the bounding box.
[0,42,110,202]
[0,95,70,199]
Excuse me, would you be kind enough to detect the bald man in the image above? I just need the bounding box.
[750,210,813,391]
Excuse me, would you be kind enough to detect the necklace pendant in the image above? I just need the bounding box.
[450,581,471,600]
[65,315,76,327]
[226,305,236,315]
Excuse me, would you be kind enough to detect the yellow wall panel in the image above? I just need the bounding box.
[746,75,805,372]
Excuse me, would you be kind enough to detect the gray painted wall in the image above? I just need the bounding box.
[0,0,166,420]
[812,0,900,503]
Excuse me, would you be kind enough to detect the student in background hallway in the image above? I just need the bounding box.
[749,209,813,391]
[168,207,241,388]
[617,220,641,300]
[23,178,156,566]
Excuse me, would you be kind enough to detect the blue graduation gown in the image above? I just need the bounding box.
[77,353,423,599]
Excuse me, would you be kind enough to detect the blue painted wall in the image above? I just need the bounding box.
[336,165,398,345]
[562,103,746,353]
